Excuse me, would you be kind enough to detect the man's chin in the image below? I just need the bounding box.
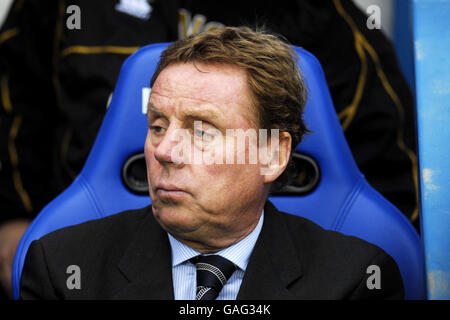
[151,204,201,235]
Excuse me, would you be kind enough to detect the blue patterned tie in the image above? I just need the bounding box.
[191,255,237,300]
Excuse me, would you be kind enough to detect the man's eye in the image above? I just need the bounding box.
[194,129,205,137]
[194,129,215,140]
[150,125,165,134]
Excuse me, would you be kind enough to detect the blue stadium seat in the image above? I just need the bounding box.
[12,43,425,299]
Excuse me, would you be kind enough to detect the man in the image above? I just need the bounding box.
[19,26,404,299]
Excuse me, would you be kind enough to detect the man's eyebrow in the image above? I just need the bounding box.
[147,103,165,120]
[184,107,223,124]
[148,101,224,125]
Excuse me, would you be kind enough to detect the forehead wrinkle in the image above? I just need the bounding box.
[147,102,164,118]
[151,85,227,110]
[149,90,226,124]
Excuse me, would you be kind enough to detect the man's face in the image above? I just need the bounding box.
[145,62,269,251]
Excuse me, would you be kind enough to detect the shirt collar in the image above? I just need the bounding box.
[167,210,264,271]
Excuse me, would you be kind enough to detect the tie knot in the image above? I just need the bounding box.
[191,255,237,300]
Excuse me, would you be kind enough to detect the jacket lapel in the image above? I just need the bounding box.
[113,206,174,299]
[111,201,303,300]
[237,201,304,299]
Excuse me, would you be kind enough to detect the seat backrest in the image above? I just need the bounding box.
[12,43,425,299]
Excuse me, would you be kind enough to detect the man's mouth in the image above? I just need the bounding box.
[155,184,189,199]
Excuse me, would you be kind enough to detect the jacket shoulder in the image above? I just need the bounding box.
[281,211,382,257]
[35,206,152,263]
[277,211,404,299]
[42,205,149,238]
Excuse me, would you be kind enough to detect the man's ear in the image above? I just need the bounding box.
[260,131,291,183]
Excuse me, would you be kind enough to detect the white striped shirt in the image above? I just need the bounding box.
[167,211,264,300]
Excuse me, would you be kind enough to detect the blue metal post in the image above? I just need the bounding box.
[413,0,450,300]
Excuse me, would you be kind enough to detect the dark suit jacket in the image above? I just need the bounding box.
[20,201,404,299]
